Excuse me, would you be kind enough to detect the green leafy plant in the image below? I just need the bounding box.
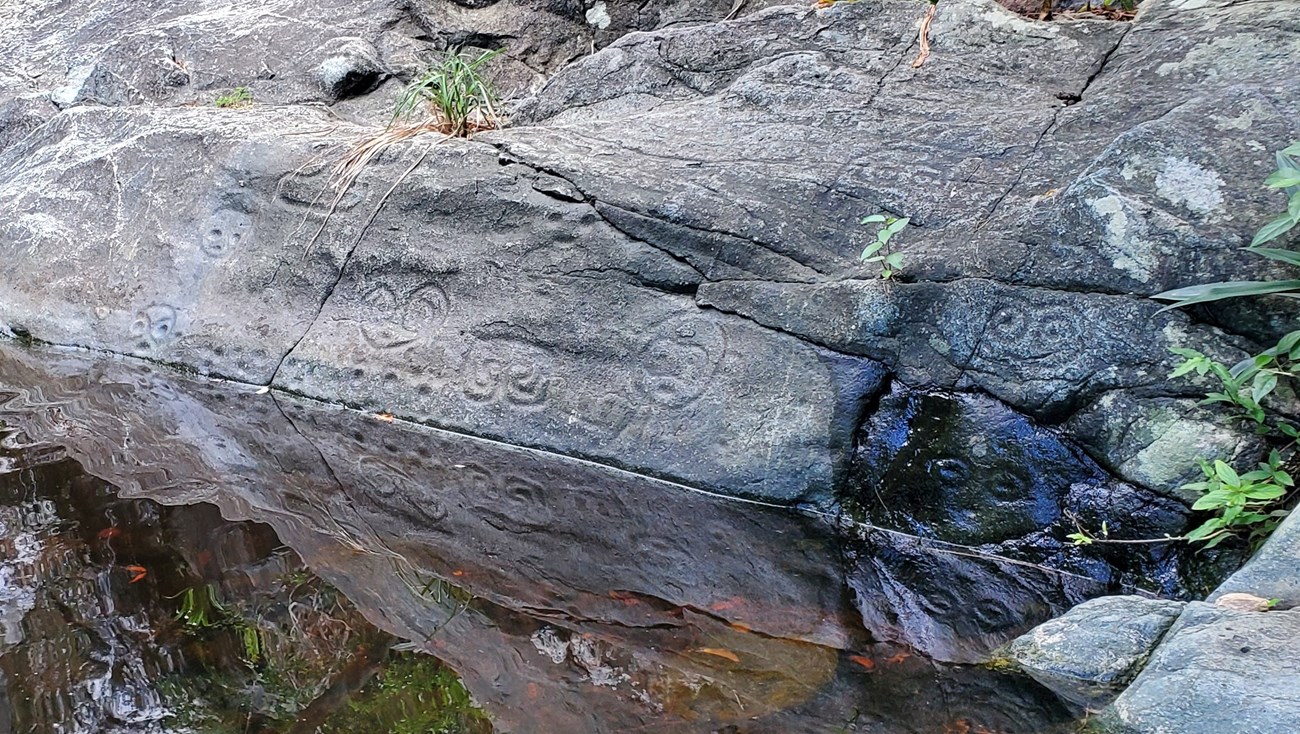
[319,655,492,734]
[1155,334,1300,546]
[391,48,504,137]
[859,214,910,280]
[1154,141,1300,310]
[174,584,228,629]
[214,86,253,109]
[1180,453,1293,548]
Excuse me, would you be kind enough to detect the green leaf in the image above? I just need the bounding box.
[861,214,888,224]
[1252,214,1300,247]
[1203,533,1230,549]
[1265,170,1300,188]
[1283,142,1300,157]
[1215,461,1240,485]
[1247,247,1300,268]
[1279,331,1300,355]
[1274,471,1294,487]
[1290,191,1300,220]
[1252,372,1279,403]
[1153,280,1300,310]
[1280,423,1299,438]
[885,217,911,235]
[1244,485,1287,500]
[1185,517,1227,541]
[884,252,905,269]
[1192,490,1234,510]
[861,242,883,258]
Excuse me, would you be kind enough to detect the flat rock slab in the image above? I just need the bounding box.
[1001,595,1184,710]
[1095,602,1300,734]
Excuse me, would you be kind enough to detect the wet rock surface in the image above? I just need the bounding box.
[1000,595,1184,710]
[844,387,1236,603]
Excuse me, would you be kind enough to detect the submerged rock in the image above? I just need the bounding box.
[0,340,1082,733]
[999,595,1184,710]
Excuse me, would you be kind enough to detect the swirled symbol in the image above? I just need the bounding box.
[129,305,178,347]
[638,316,725,408]
[463,343,551,408]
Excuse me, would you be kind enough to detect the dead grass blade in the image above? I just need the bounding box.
[912,3,938,69]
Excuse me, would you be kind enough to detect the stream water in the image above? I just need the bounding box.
[0,341,1141,733]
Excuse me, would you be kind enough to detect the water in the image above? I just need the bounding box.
[0,341,1104,732]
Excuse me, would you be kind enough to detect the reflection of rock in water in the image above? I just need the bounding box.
[0,448,486,734]
[0,342,1092,732]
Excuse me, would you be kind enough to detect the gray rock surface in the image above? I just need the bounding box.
[1094,602,1300,734]
[1209,507,1300,609]
[1000,595,1185,710]
[0,0,1293,503]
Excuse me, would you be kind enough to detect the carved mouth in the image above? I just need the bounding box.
[360,325,418,350]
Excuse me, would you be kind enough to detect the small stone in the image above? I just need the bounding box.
[313,38,383,101]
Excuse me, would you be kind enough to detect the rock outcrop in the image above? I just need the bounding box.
[1094,602,1300,734]
[2,0,1299,730]
[1,0,1293,506]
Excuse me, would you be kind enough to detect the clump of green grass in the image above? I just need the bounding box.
[214,86,253,108]
[391,48,504,137]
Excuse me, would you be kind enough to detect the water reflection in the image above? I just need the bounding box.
[0,342,1096,732]
[0,452,487,733]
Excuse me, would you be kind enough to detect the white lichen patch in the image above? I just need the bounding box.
[1090,194,1154,282]
[1154,157,1225,216]
[585,1,611,29]
[530,626,570,664]
[1213,97,1273,132]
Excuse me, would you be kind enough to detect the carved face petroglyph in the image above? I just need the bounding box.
[358,283,450,350]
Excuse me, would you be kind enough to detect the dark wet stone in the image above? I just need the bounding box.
[848,389,1087,545]
[843,528,1103,664]
[844,386,1237,602]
